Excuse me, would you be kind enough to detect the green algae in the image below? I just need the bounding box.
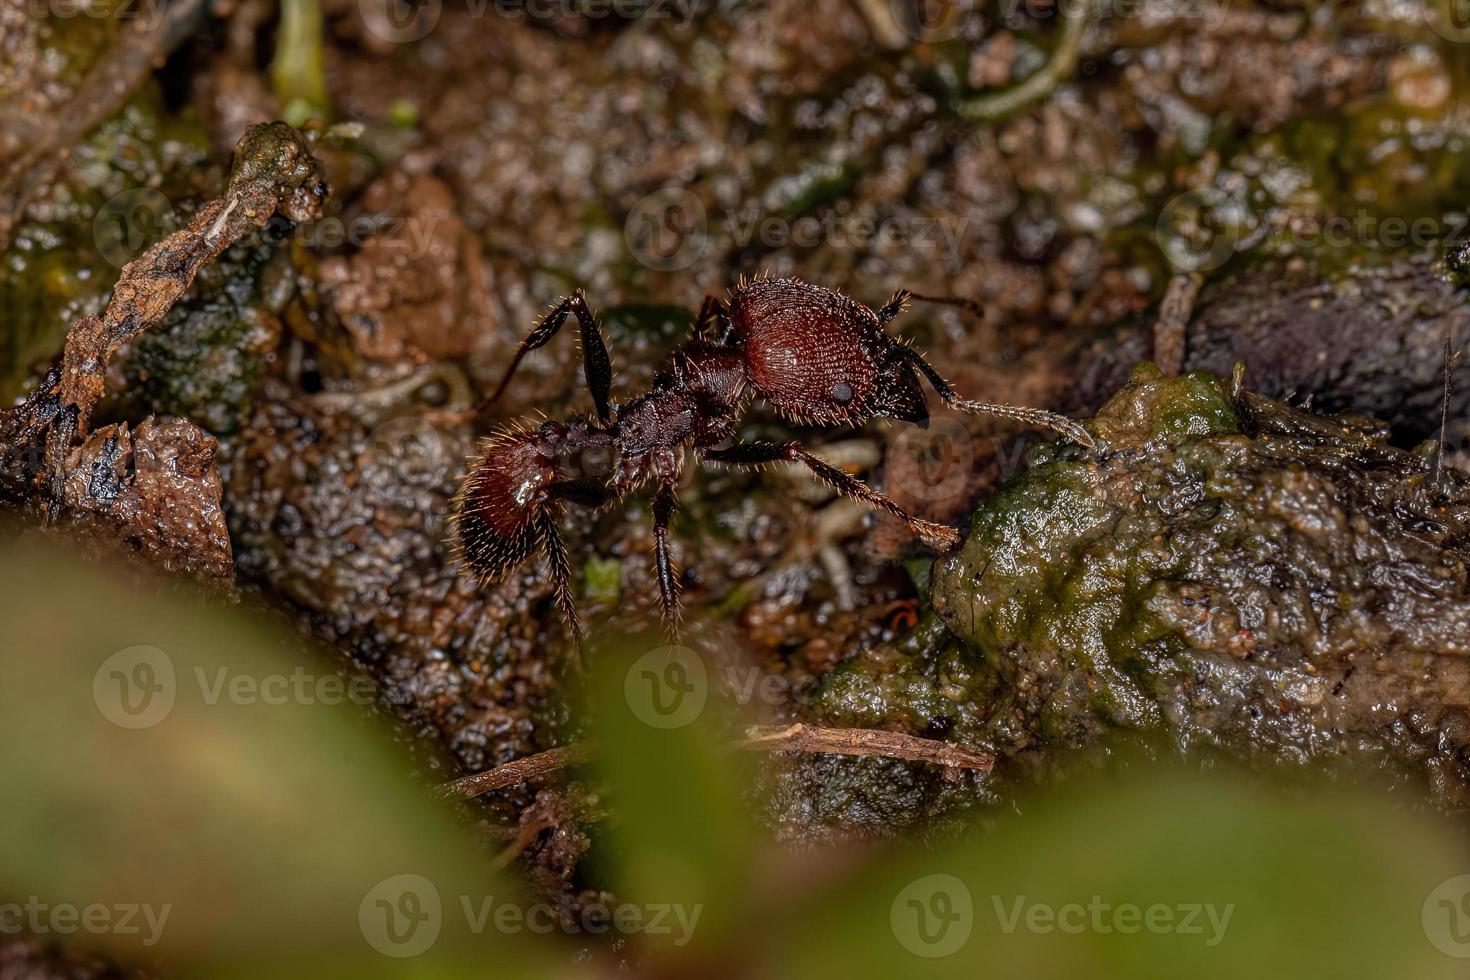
[1,90,212,401]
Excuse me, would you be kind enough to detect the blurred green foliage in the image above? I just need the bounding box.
[1,543,1466,976]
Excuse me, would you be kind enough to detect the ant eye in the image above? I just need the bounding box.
[831,382,854,405]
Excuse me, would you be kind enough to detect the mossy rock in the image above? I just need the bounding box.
[928,364,1470,785]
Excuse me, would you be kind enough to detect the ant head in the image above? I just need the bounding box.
[731,276,912,427]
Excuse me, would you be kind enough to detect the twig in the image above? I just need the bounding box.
[954,0,1095,122]
[1153,272,1203,376]
[1434,327,1463,492]
[437,723,995,802]
[0,0,208,253]
[0,122,327,505]
[735,723,996,771]
[436,743,593,800]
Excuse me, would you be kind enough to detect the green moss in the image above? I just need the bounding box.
[583,555,622,602]
[121,239,284,435]
[1,90,212,400]
[929,366,1470,757]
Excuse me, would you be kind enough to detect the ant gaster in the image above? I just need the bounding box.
[453,276,1093,646]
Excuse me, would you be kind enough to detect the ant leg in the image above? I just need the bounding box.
[877,290,986,325]
[536,509,585,656]
[702,441,960,551]
[898,347,1095,448]
[876,290,910,324]
[489,290,613,423]
[694,295,726,338]
[652,478,681,632]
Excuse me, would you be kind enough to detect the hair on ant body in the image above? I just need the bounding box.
[453,276,1093,647]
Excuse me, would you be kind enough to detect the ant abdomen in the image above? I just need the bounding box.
[453,424,565,582]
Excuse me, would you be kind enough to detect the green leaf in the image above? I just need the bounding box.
[0,544,557,978]
[771,768,1468,979]
[584,631,758,955]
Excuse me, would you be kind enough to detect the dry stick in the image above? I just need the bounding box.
[438,725,994,801]
[0,122,326,502]
[0,0,208,253]
[735,723,996,771]
[437,743,593,801]
[1153,272,1203,377]
[954,0,1095,121]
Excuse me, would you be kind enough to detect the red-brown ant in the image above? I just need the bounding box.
[453,276,1092,645]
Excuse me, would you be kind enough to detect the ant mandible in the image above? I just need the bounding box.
[453,276,1093,646]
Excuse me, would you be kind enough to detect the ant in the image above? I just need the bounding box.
[453,276,1093,646]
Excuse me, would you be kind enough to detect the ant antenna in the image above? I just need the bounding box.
[905,292,987,322]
